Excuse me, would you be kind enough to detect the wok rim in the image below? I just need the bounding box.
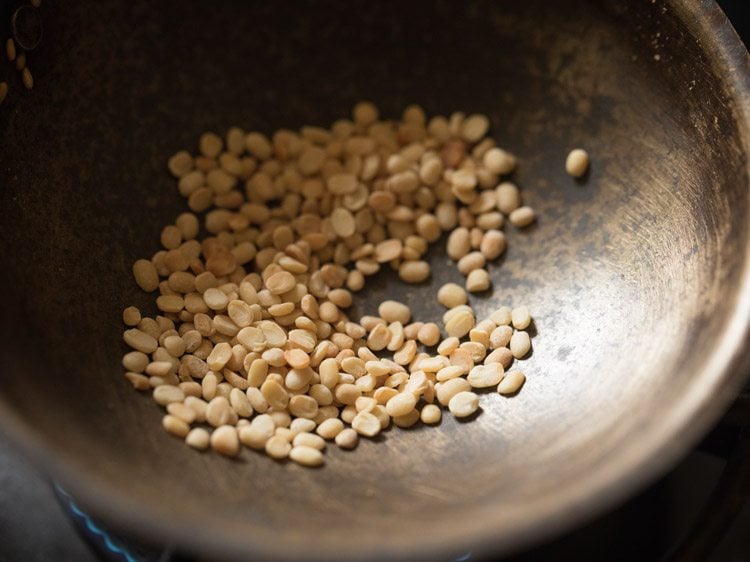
[1,1,749,560]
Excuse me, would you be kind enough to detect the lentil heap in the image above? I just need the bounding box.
[122,102,536,467]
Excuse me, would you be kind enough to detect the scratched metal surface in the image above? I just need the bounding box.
[0,1,749,561]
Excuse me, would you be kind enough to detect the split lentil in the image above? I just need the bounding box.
[335,428,359,449]
[565,148,590,178]
[5,38,16,61]
[21,67,33,90]
[466,268,491,293]
[509,206,536,228]
[420,404,442,424]
[122,103,539,468]
[437,283,467,309]
[448,391,480,418]
[498,370,526,395]
[290,445,324,467]
[210,425,240,457]
[185,427,210,450]
[163,415,190,438]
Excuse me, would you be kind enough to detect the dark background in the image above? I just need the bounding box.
[721,1,749,47]
[0,1,749,561]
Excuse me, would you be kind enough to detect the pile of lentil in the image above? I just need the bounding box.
[122,102,535,467]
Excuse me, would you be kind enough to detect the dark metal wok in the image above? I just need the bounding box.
[1,1,749,560]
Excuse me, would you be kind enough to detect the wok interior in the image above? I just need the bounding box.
[0,1,748,560]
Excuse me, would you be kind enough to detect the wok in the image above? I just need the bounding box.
[1,0,749,560]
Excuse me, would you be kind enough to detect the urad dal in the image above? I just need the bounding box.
[122,102,538,467]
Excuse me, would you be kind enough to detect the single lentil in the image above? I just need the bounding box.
[6,38,16,61]
[466,269,490,292]
[163,415,190,437]
[290,445,324,467]
[511,306,532,330]
[210,425,240,457]
[185,427,210,450]
[565,148,589,177]
[335,428,359,449]
[437,283,467,308]
[498,371,526,395]
[510,331,531,358]
[448,391,480,418]
[420,404,442,424]
[509,206,536,228]
[21,67,33,90]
